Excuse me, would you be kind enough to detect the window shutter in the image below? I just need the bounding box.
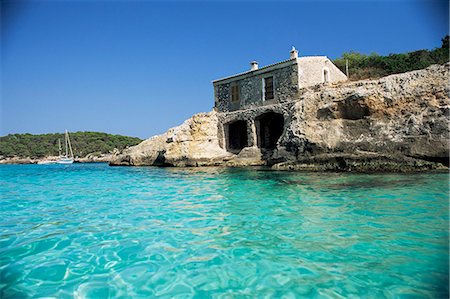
[231,85,240,102]
[264,77,274,100]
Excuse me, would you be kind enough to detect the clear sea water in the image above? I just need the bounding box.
[0,163,448,299]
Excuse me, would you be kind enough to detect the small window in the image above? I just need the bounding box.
[264,77,274,101]
[231,85,240,102]
[323,69,330,83]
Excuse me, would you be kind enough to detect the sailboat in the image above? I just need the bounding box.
[56,130,74,164]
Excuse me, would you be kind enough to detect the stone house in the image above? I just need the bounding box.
[213,47,347,153]
[213,47,347,113]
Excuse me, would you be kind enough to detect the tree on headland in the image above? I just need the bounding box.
[0,132,143,158]
[333,35,449,80]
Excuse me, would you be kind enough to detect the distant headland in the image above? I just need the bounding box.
[0,132,142,164]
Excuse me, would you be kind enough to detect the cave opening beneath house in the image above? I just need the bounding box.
[226,120,248,151]
[256,112,284,150]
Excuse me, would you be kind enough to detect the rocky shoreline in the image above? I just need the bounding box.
[110,64,449,172]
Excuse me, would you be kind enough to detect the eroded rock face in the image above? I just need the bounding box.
[163,112,232,166]
[281,63,449,169]
[111,112,234,167]
[110,64,449,171]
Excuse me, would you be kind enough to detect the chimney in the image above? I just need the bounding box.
[250,61,259,71]
[290,46,298,59]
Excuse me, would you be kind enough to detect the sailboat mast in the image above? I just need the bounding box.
[65,130,68,157]
[67,130,74,158]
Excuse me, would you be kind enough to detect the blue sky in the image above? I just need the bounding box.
[1,0,448,139]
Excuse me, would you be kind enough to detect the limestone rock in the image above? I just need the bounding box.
[272,153,446,172]
[282,63,450,167]
[110,133,168,166]
[110,112,232,167]
[75,153,113,163]
[164,112,232,166]
[0,157,37,164]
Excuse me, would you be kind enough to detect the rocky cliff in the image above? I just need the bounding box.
[110,64,449,171]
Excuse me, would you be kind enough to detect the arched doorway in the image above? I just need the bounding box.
[226,120,248,151]
[256,112,284,149]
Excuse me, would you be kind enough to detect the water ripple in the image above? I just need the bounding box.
[0,164,448,298]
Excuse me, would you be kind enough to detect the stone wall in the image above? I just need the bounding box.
[297,56,348,88]
[217,102,296,149]
[214,57,347,113]
[214,61,299,112]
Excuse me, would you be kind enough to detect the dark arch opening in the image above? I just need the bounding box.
[256,112,284,149]
[226,120,248,151]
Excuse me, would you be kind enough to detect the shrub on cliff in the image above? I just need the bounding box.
[334,35,449,80]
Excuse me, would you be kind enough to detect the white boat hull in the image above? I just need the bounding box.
[56,158,74,164]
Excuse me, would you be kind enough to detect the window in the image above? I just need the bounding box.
[323,69,330,83]
[263,77,274,101]
[231,85,240,102]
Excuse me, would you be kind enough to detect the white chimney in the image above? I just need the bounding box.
[290,46,298,59]
[250,61,258,71]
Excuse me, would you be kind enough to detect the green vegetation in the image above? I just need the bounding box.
[0,132,143,158]
[333,35,449,81]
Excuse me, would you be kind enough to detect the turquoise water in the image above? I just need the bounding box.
[0,163,448,298]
